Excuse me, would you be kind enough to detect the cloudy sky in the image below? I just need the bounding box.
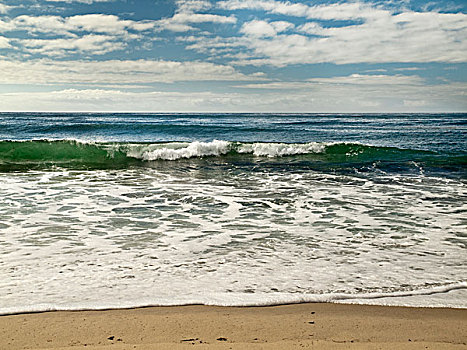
[0,0,466,112]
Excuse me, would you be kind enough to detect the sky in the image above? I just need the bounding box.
[0,0,466,112]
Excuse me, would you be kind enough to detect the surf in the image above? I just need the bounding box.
[1,139,458,172]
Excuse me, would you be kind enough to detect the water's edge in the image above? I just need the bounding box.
[2,283,466,316]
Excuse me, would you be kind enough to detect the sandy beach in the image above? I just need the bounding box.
[1,303,466,349]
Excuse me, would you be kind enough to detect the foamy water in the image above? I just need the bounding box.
[0,113,466,314]
[1,167,466,314]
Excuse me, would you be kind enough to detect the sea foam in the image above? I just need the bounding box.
[1,168,466,315]
[238,142,326,157]
[1,282,466,316]
[127,140,232,161]
[124,140,328,161]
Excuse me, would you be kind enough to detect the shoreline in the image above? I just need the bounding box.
[2,282,466,317]
[2,300,467,317]
[1,302,466,349]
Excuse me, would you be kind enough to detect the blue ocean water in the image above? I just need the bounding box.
[0,113,466,314]
[1,112,466,149]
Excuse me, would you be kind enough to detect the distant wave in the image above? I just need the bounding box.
[0,139,462,171]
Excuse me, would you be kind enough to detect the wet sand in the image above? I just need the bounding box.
[1,303,466,349]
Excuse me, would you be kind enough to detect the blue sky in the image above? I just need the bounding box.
[0,0,466,112]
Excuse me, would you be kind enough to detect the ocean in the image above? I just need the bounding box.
[0,112,466,315]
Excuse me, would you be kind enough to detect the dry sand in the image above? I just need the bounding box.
[1,303,466,349]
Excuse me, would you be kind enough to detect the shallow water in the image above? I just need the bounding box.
[0,113,466,314]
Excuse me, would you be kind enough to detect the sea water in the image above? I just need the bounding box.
[0,113,466,314]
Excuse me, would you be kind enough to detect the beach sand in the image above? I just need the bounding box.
[1,303,466,349]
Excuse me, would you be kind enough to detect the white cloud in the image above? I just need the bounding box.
[0,3,13,14]
[219,0,388,20]
[0,89,258,112]
[228,74,466,111]
[304,2,387,20]
[170,13,236,24]
[218,0,309,17]
[307,74,425,85]
[67,14,155,34]
[364,69,387,73]
[214,0,467,65]
[45,0,115,3]
[297,22,324,35]
[183,35,246,56]
[1,78,465,112]
[176,0,212,13]
[236,74,424,89]
[0,14,157,56]
[241,20,277,37]
[0,59,261,84]
[240,19,294,37]
[156,0,236,32]
[0,0,464,113]
[395,67,424,71]
[2,15,73,36]
[21,35,125,56]
[1,14,156,37]
[0,19,13,32]
[271,21,294,32]
[0,36,10,48]
[404,99,427,107]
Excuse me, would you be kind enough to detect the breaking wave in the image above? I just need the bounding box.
[0,139,462,172]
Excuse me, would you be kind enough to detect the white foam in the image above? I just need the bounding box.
[123,140,328,161]
[238,142,326,157]
[1,169,466,316]
[1,283,465,315]
[125,140,232,160]
[3,139,361,161]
